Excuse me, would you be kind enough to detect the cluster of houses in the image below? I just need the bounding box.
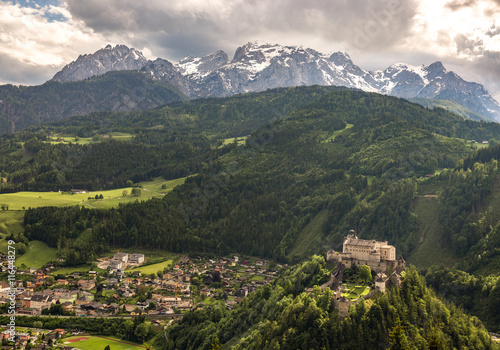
[470,140,490,144]
[1,328,67,350]
[0,253,283,318]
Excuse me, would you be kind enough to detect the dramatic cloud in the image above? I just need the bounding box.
[445,0,478,11]
[455,34,484,56]
[0,0,499,102]
[486,23,500,37]
[0,1,108,84]
[64,0,418,59]
[0,52,53,85]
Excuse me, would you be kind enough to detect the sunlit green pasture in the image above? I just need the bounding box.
[0,176,186,210]
[15,240,57,268]
[46,132,135,145]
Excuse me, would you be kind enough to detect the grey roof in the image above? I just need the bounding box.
[344,238,377,247]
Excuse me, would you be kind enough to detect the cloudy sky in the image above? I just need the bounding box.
[1,0,500,100]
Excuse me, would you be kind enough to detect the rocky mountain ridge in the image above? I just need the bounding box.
[52,44,148,83]
[42,41,500,122]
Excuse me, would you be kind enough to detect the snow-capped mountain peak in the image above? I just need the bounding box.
[328,52,354,66]
[52,44,148,83]
[229,41,298,74]
[177,50,229,79]
[424,61,447,80]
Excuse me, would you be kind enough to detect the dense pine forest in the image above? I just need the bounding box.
[157,257,497,349]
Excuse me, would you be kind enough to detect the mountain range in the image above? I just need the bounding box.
[52,41,500,122]
[0,41,499,135]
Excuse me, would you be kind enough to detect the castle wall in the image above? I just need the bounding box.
[375,280,386,293]
[380,246,396,261]
[341,258,397,273]
[326,249,339,263]
[343,244,373,260]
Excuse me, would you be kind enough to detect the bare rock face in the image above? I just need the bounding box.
[52,44,148,82]
[140,58,191,95]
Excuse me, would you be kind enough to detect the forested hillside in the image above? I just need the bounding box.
[0,70,187,135]
[10,88,500,265]
[156,256,497,349]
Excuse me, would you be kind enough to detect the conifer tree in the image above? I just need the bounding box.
[388,317,411,350]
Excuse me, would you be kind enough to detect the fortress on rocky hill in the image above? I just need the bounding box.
[323,230,406,317]
[327,230,404,274]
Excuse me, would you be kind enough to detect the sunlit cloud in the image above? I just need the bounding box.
[0,0,498,100]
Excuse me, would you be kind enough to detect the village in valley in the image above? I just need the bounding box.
[0,250,284,349]
[0,252,283,316]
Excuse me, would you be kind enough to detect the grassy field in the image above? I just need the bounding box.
[15,240,57,268]
[365,175,377,185]
[126,259,174,274]
[193,296,223,306]
[0,211,24,236]
[63,336,144,350]
[51,265,107,276]
[0,211,24,252]
[47,132,135,145]
[250,274,266,282]
[470,141,490,150]
[466,177,500,276]
[408,196,457,269]
[321,123,354,143]
[342,283,370,300]
[0,177,187,210]
[221,136,248,147]
[288,209,329,259]
[107,132,135,141]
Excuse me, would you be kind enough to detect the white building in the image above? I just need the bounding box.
[129,254,145,264]
[109,260,122,270]
[114,252,129,263]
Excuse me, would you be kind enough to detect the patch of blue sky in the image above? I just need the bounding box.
[12,0,67,22]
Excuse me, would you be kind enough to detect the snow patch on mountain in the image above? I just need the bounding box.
[52,44,148,83]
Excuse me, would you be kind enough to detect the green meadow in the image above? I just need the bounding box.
[321,123,354,143]
[51,265,107,276]
[0,177,186,265]
[221,136,248,147]
[15,240,57,268]
[0,176,186,210]
[408,196,457,269]
[342,284,371,300]
[63,336,144,350]
[0,211,24,237]
[47,132,135,145]
[250,274,266,282]
[288,209,329,260]
[0,211,25,253]
[125,259,174,275]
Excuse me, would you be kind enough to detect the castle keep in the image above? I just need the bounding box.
[327,230,402,273]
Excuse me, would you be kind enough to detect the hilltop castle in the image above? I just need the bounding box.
[327,230,404,274]
[324,230,406,317]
